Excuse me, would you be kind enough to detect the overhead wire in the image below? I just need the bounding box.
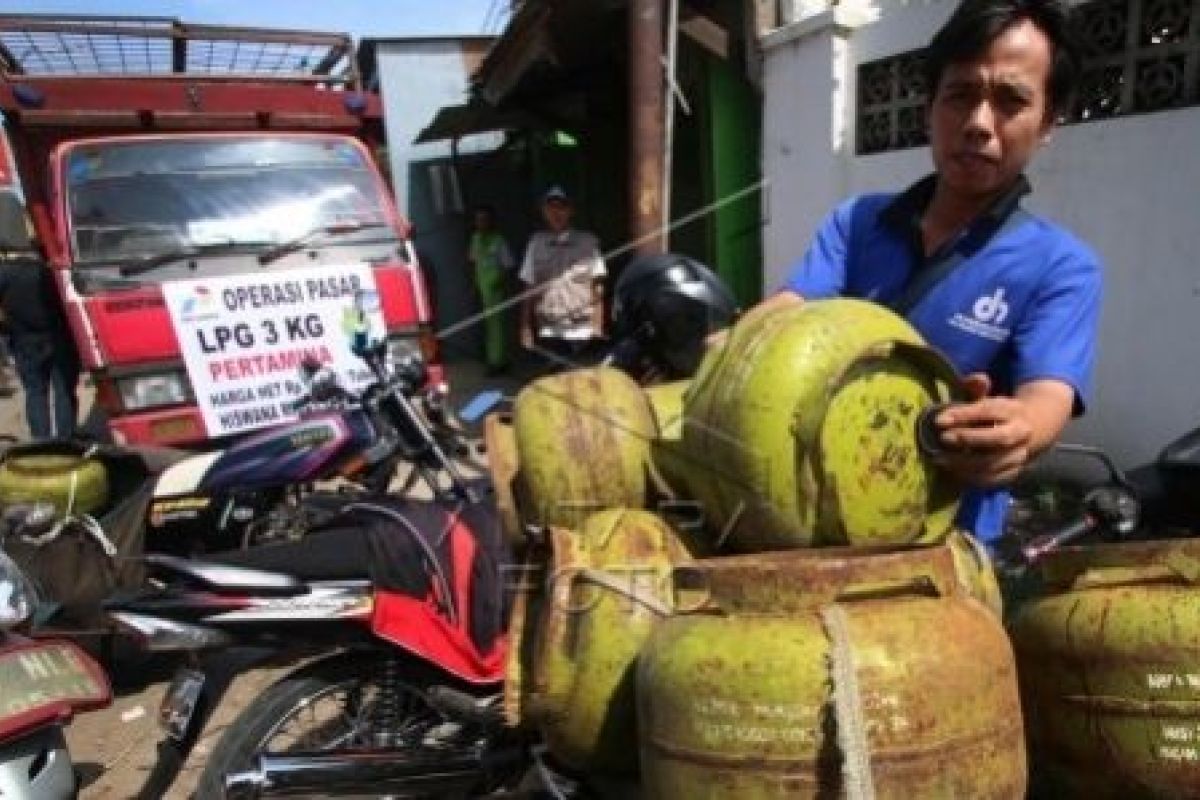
[481,0,507,35]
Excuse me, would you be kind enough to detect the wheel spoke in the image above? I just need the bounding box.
[254,672,444,755]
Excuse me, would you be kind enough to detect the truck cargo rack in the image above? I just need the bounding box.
[0,14,359,87]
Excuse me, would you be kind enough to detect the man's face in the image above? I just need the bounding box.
[928,19,1055,201]
[542,200,572,233]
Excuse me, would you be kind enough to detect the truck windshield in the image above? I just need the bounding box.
[65,136,393,266]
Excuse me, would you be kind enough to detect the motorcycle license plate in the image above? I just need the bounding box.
[0,639,110,738]
[160,667,205,741]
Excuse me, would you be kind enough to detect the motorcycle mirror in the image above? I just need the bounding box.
[1049,442,1134,493]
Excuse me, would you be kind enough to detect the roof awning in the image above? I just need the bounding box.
[473,0,556,106]
[413,99,546,144]
[471,0,728,108]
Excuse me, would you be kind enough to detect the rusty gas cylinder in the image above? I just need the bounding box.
[643,379,693,499]
[483,411,523,551]
[637,544,1025,798]
[1010,539,1200,798]
[678,298,963,550]
[513,367,657,531]
[517,508,693,774]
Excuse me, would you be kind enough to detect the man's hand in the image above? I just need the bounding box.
[931,374,1074,488]
[932,393,1034,488]
[519,325,534,351]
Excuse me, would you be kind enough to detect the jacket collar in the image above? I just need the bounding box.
[880,173,1032,249]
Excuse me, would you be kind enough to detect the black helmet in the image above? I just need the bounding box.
[610,253,739,378]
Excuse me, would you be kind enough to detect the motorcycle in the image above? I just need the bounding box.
[108,502,523,798]
[105,346,522,799]
[135,345,474,555]
[0,544,111,799]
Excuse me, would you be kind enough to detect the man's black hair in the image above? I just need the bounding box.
[924,0,1082,119]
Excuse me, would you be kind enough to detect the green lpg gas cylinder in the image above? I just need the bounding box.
[947,528,1004,617]
[644,380,692,498]
[1010,539,1200,799]
[644,380,689,436]
[0,451,109,517]
[678,299,962,550]
[513,367,657,530]
[524,508,693,774]
[482,412,523,552]
[638,544,1025,799]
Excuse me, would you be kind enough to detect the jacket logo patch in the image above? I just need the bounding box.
[972,288,1009,325]
[950,288,1011,342]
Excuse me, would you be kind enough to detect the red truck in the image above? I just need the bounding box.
[0,15,438,446]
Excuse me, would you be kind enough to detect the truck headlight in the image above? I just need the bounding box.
[118,372,191,411]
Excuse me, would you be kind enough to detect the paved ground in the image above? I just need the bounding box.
[0,357,529,799]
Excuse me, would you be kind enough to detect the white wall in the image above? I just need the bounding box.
[761,15,845,277]
[375,40,501,216]
[761,7,1200,466]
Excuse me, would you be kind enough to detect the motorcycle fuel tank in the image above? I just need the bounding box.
[198,411,376,491]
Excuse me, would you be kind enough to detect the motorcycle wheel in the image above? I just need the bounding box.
[195,652,471,800]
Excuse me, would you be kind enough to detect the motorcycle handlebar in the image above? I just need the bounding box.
[284,393,311,415]
[286,385,357,415]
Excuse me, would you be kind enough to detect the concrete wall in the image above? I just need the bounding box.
[374,39,500,217]
[374,39,503,360]
[761,4,1200,466]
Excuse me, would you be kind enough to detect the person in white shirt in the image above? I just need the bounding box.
[518,186,606,365]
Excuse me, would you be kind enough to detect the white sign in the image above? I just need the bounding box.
[163,263,386,437]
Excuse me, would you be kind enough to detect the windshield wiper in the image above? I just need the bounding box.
[257,222,394,266]
[119,241,262,278]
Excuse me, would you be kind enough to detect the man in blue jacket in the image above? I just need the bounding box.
[747,0,1102,545]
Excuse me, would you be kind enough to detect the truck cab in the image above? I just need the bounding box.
[0,16,438,446]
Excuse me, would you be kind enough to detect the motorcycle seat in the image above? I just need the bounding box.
[146,554,306,596]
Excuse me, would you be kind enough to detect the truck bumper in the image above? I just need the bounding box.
[107,406,208,447]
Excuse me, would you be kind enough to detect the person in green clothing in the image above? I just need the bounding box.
[467,205,515,374]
